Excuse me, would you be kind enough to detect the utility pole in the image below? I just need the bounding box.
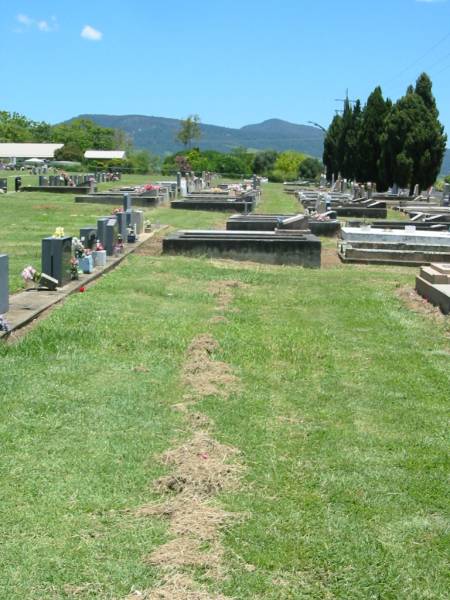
[334,89,357,114]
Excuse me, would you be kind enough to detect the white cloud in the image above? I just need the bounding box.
[17,14,32,26]
[15,13,58,32]
[37,20,50,32]
[81,25,103,41]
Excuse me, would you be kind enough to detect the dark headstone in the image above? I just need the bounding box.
[0,254,9,314]
[96,217,110,248]
[0,178,7,193]
[41,236,73,286]
[80,227,97,250]
[15,177,22,192]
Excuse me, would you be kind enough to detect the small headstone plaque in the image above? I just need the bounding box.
[0,254,9,314]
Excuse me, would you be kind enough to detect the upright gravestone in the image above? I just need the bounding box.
[0,254,9,314]
[176,172,182,193]
[123,193,132,212]
[41,236,73,286]
[116,212,128,239]
[97,217,110,248]
[80,226,97,250]
[443,183,450,206]
[131,210,144,234]
[0,178,7,193]
[105,218,118,256]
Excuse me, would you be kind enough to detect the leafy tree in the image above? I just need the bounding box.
[298,156,323,181]
[176,114,202,149]
[54,142,83,162]
[253,150,278,175]
[273,151,306,181]
[0,111,35,142]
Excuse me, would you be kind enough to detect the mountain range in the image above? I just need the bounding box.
[73,114,326,158]
[72,113,450,175]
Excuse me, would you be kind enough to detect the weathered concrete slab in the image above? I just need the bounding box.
[415,276,450,314]
[163,230,321,267]
[21,186,93,194]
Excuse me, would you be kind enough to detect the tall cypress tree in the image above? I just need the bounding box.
[323,114,343,182]
[358,87,391,186]
[380,73,446,192]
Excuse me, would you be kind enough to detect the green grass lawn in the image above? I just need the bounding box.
[0,183,449,599]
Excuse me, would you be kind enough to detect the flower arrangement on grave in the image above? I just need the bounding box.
[144,219,152,232]
[114,235,125,254]
[142,184,160,192]
[21,265,41,285]
[112,207,124,215]
[52,227,65,238]
[70,257,79,280]
[0,315,9,332]
[72,237,85,259]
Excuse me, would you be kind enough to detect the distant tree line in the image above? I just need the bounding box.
[323,73,447,192]
[162,147,323,181]
[0,112,159,173]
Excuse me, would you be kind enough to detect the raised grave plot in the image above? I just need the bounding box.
[415,263,450,314]
[163,229,321,267]
[339,227,450,265]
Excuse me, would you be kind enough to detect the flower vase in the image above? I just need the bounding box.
[93,250,107,267]
[79,255,94,274]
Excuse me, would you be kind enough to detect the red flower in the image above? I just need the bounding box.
[79,286,86,293]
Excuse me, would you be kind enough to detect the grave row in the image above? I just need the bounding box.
[0,194,145,327]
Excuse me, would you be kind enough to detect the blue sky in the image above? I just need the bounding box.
[1,0,449,135]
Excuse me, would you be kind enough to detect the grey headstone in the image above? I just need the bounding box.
[0,254,9,314]
[0,178,7,192]
[96,217,110,248]
[123,193,132,211]
[105,218,118,256]
[130,210,144,234]
[116,212,128,238]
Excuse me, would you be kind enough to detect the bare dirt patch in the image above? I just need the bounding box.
[207,280,244,312]
[155,432,242,497]
[321,247,342,269]
[136,497,237,541]
[397,285,447,321]
[182,334,240,399]
[209,315,229,325]
[126,573,231,600]
[135,236,163,256]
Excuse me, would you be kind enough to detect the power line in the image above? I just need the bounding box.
[385,31,450,85]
